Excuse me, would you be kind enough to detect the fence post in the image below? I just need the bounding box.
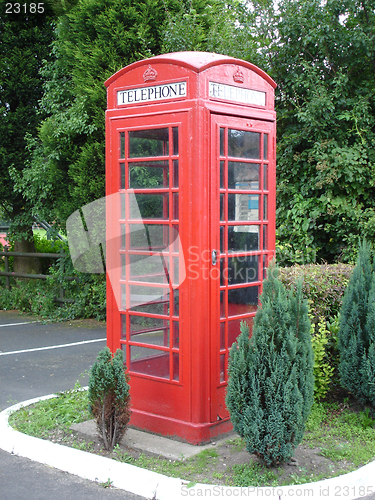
[59,247,65,302]
[4,246,10,290]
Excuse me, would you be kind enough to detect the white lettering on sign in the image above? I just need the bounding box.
[209,82,266,106]
[117,81,187,106]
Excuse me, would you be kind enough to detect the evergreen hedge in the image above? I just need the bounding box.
[226,264,314,466]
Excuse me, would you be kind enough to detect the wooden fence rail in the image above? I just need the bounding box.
[0,246,76,303]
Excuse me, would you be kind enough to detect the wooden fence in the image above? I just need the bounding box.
[0,247,76,303]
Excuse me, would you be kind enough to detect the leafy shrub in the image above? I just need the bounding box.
[311,317,335,400]
[226,264,314,466]
[88,347,131,451]
[338,239,375,405]
[278,263,353,324]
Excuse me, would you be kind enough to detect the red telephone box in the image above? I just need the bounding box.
[105,52,276,444]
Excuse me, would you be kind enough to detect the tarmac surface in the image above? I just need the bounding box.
[1,310,375,499]
[0,310,145,500]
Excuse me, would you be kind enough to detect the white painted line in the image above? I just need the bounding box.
[1,395,375,499]
[0,321,39,328]
[0,338,106,356]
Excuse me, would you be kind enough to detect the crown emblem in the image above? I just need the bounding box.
[233,67,244,83]
[143,65,158,82]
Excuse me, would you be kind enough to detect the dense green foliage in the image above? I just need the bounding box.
[88,347,131,451]
[278,263,353,323]
[338,240,375,405]
[226,265,314,466]
[14,0,177,230]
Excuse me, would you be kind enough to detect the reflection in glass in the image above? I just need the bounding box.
[129,224,169,250]
[220,128,225,156]
[227,256,259,284]
[173,192,179,220]
[263,195,268,220]
[129,128,169,158]
[220,353,225,382]
[120,193,126,219]
[173,321,179,348]
[220,161,225,188]
[220,290,225,318]
[120,132,125,159]
[130,319,169,347]
[121,224,126,249]
[129,161,168,188]
[173,127,179,155]
[174,289,179,316]
[120,163,125,189]
[121,314,126,339]
[263,164,268,190]
[173,160,179,188]
[228,162,259,190]
[263,134,268,159]
[220,322,225,349]
[220,194,225,221]
[228,194,260,221]
[130,193,169,219]
[228,287,259,315]
[220,226,224,253]
[228,129,260,159]
[228,225,259,252]
[173,352,179,381]
[263,225,268,250]
[129,285,169,314]
[227,317,254,347]
[130,346,169,378]
[129,254,169,283]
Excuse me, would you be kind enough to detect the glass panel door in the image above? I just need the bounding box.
[118,125,181,382]
[210,114,274,421]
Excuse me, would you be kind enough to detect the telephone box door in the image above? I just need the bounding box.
[210,114,276,422]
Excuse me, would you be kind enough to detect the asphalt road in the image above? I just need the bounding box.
[0,310,146,500]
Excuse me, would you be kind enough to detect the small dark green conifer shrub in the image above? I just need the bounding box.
[226,264,314,466]
[338,239,375,405]
[88,347,131,451]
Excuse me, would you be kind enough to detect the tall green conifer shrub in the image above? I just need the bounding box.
[226,264,314,466]
[88,347,131,451]
[338,240,375,405]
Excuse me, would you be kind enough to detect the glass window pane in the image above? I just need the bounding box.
[173,321,179,348]
[220,290,225,318]
[228,129,260,159]
[228,287,259,317]
[220,128,225,156]
[120,193,126,219]
[173,192,179,220]
[220,322,225,349]
[120,132,125,159]
[129,161,169,188]
[173,257,179,285]
[263,194,268,220]
[173,352,179,381]
[228,194,260,221]
[121,284,126,310]
[121,315,126,339]
[130,346,169,378]
[129,128,169,158]
[173,127,179,156]
[227,256,259,285]
[263,164,268,190]
[174,288,179,316]
[220,194,225,221]
[129,285,169,314]
[129,224,169,250]
[220,226,224,253]
[130,318,169,347]
[121,224,126,249]
[173,160,179,188]
[220,353,226,382]
[220,161,225,188]
[130,193,169,219]
[130,254,169,284]
[120,163,125,189]
[228,162,260,190]
[227,317,254,347]
[263,225,268,250]
[228,225,259,252]
[263,134,268,160]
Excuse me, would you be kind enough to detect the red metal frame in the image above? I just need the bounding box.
[105,52,276,444]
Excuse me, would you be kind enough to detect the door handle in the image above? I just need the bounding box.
[212,249,217,266]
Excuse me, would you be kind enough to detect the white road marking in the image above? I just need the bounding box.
[0,321,39,328]
[0,338,106,356]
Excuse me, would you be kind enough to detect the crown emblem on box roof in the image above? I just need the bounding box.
[233,67,245,83]
[143,65,158,82]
